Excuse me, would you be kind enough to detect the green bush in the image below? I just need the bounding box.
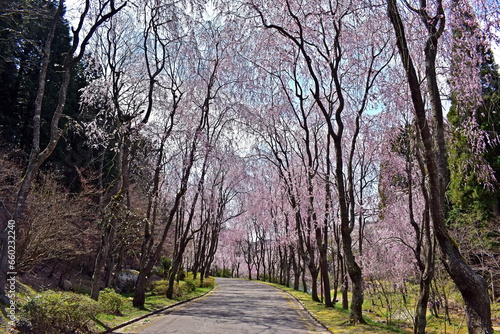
[22,290,101,334]
[172,281,184,298]
[149,275,213,299]
[184,272,214,288]
[201,276,215,288]
[215,268,232,278]
[151,280,184,298]
[150,280,169,295]
[98,288,125,315]
[184,277,198,292]
[152,256,172,278]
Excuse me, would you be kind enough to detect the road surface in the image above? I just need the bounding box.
[115,278,329,334]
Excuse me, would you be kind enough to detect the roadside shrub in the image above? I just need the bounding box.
[183,278,197,292]
[150,280,169,295]
[215,268,232,278]
[98,288,125,315]
[150,278,205,299]
[22,290,101,334]
[172,281,184,298]
[201,276,215,288]
[150,280,184,298]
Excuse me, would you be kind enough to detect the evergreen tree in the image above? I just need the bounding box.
[0,0,89,189]
[448,46,500,222]
[0,1,77,149]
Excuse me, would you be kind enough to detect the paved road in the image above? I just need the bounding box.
[116,278,329,334]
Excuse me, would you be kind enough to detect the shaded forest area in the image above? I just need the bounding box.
[0,0,499,333]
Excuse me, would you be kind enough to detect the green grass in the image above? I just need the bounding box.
[263,282,409,334]
[275,280,499,333]
[263,280,498,334]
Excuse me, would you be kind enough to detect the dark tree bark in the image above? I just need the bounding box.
[291,246,300,291]
[318,133,333,307]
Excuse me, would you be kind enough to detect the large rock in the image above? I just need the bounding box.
[59,279,73,291]
[115,269,139,293]
[147,274,162,283]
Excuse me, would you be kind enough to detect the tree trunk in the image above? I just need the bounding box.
[334,136,365,323]
[133,272,148,308]
[248,266,252,280]
[415,272,432,334]
[387,1,493,332]
[309,264,320,303]
[292,247,300,290]
[318,254,332,307]
[167,256,182,299]
[320,136,333,308]
[317,228,332,307]
[278,246,284,285]
[285,248,291,287]
[414,141,435,334]
[104,253,114,288]
[91,223,113,300]
[341,264,349,310]
[301,260,307,294]
[192,224,207,280]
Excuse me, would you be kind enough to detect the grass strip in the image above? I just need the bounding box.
[263,281,409,334]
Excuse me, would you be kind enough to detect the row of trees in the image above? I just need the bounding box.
[0,0,246,310]
[214,1,499,333]
[0,0,499,333]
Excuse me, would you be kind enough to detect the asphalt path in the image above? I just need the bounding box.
[116,278,330,334]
